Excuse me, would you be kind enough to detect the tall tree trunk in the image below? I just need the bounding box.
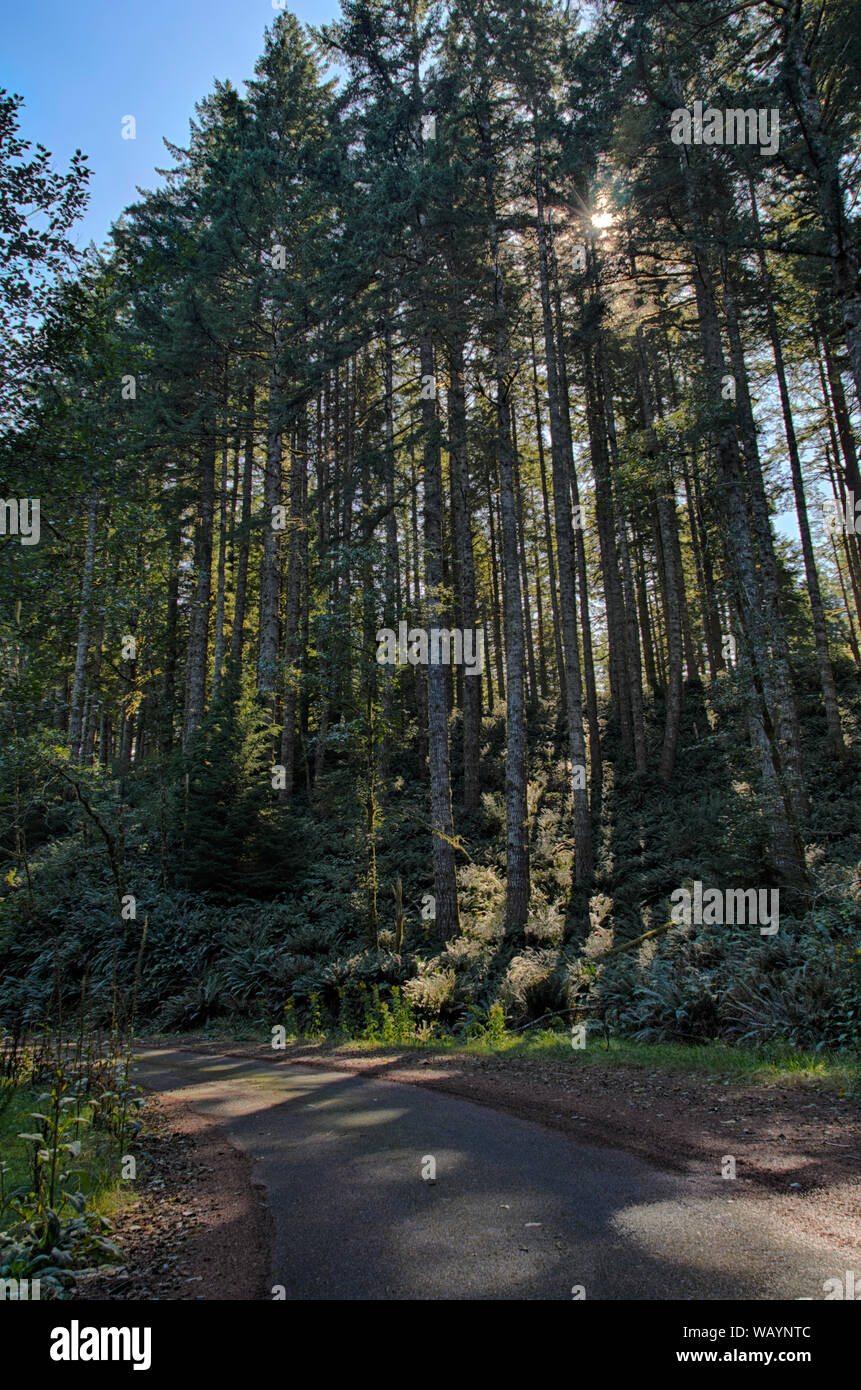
[68,490,99,756]
[583,331,630,766]
[162,523,181,754]
[534,130,593,882]
[486,474,506,702]
[643,333,698,683]
[211,415,230,705]
[529,323,565,693]
[816,342,861,623]
[420,330,461,941]
[229,384,256,671]
[636,329,683,782]
[480,100,530,930]
[820,328,861,497]
[448,336,481,810]
[258,340,285,699]
[680,145,806,881]
[634,537,659,695]
[279,407,307,799]
[691,454,726,675]
[183,432,216,749]
[600,345,647,774]
[81,622,103,766]
[511,411,537,705]
[553,233,602,800]
[719,244,808,808]
[826,444,861,629]
[660,318,721,678]
[777,21,861,406]
[530,520,549,697]
[747,188,844,754]
[379,324,400,778]
[314,374,335,790]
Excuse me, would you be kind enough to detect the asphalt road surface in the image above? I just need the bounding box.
[134,1048,844,1300]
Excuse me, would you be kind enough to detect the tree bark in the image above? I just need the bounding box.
[279,407,307,798]
[258,338,285,698]
[229,384,256,671]
[534,132,593,882]
[183,432,216,749]
[68,490,99,756]
[448,335,481,810]
[480,99,530,931]
[747,189,843,753]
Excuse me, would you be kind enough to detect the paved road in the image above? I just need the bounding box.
[134,1049,844,1300]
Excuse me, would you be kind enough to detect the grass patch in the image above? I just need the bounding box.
[164,1025,861,1092]
[0,1082,128,1235]
[456,1032,861,1090]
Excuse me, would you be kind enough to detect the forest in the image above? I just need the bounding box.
[2,0,860,1066]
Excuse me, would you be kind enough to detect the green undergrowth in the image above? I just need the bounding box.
[0,1033,142,1297]
[0,1086,132,1236]
[2,665,860,1056]
[452,1033,861,1091]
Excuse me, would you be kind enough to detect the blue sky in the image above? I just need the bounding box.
[4,0,340,252]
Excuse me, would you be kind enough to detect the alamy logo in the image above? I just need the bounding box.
[50,1321,152,1371]
[823,1271,860,1300]
[670,101,779,156]
[376,622,484,676]
[670,882,779,935]
[0,1277,40,1300]
[0,498,40,545]
[824,491,861,535]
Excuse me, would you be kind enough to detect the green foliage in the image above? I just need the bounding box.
[0,1203,120,1299]
[1,669,859,1058]
[173,681,295,898]
[0,1028,138,1297]
[463,1001,507,1044]
[0,89,91,426]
